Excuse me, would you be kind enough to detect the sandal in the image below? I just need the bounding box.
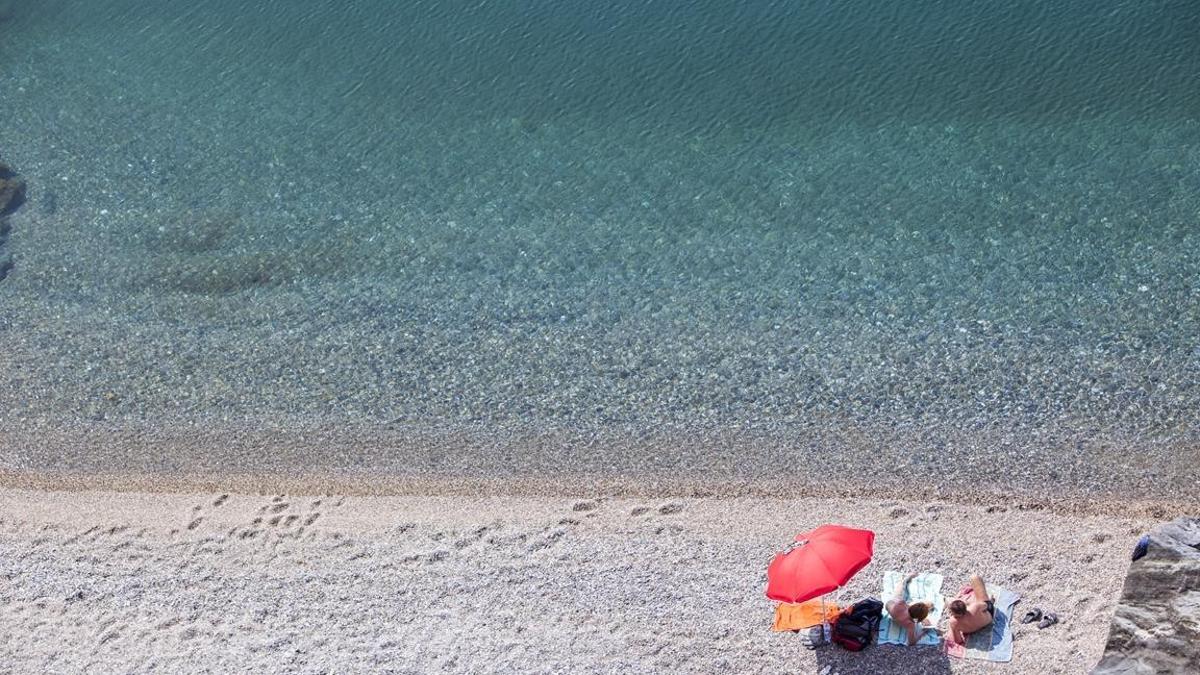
[1021,608,1042,624]
[1038,612,1059,629]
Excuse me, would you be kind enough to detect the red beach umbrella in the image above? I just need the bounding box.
[765,524,875,604]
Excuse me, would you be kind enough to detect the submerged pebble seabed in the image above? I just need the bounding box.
[0,3,1197,499]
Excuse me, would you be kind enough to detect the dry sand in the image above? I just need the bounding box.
[0,486,1151,674]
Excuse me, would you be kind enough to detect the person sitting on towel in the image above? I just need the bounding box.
[885,572,938,646]
[946,574,995,645]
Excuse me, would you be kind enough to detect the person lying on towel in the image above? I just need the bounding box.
[946,574,995,645]
[885,572,939,646]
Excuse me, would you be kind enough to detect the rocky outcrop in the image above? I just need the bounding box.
[0,161,26,216]
[1093,517,1200,674]
[0,160,24,280]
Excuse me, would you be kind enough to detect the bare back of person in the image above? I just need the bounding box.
[886,572,937,646]
[947,574,995,645]
[885,597,915,629]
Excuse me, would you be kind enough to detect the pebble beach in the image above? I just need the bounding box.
[2,1,1199,672]
[0,489,1151,674]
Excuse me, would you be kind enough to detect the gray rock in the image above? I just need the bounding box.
[1092,517,1200,675]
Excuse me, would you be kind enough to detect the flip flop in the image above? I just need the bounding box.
[1021,608,1042,624]
[1038,612,1059,629]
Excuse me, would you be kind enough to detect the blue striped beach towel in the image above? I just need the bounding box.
[877,571,945,646]
[945,585,1021,662]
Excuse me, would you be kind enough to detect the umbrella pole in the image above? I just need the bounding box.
[822,596,829,641]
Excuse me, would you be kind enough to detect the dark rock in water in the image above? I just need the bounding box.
[1093,517,1200,674]
[0,161,27,217]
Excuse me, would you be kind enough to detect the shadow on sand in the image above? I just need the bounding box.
[814,642,952,674]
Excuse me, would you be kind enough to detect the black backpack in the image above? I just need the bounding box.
[831,598,883,651]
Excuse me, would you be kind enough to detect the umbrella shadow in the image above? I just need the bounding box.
[814,643,952,674]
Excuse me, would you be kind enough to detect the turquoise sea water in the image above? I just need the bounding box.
[0,1,1197,495]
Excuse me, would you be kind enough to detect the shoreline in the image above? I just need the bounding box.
[2,467,1194,520]
[4,419,1197,519]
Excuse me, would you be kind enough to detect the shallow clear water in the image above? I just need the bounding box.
[1,1,1198,495]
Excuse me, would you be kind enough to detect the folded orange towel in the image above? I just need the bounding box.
[772,599,842,632]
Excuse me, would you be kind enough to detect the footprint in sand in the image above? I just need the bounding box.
[525,527,568,552]
[64,526,100,545]
[400,549,450,564]
[451,524,499,549]
[1075,595,1094,619]
[658,503,684,516]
